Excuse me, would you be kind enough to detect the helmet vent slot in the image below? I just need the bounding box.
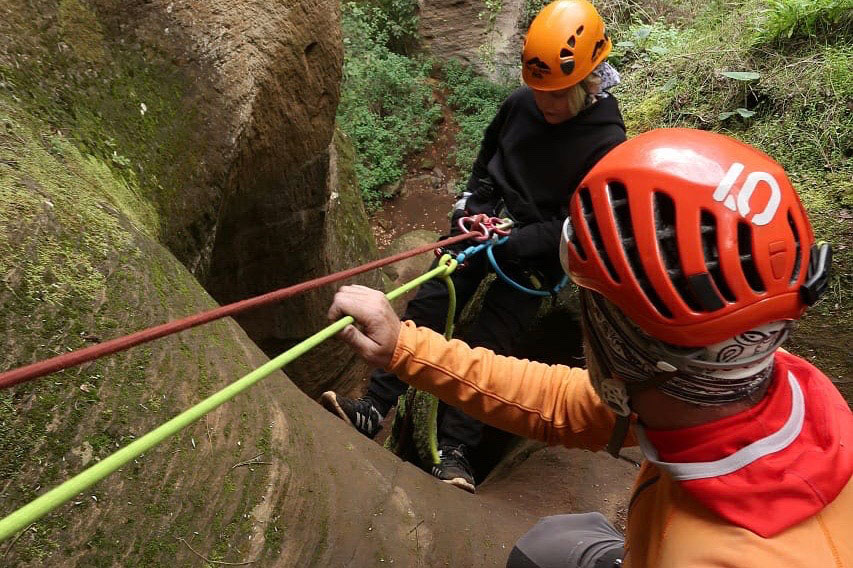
[592,39,607,62]
[738,221,766,292]
[560,48,573,58]
[788,210,802,283]
[609,182,672,318]
[568,36,576,48]
[580,188,620,283]
[700,210,736,302]
[576,25,585,35]
[654,192,702,312]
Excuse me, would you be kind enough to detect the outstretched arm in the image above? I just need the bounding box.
[329,285,618,449]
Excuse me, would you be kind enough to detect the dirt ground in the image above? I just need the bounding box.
[370,87,463,251]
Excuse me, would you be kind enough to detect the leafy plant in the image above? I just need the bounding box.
[718,70,761,122]
[440,59,514,172]
[609,22,689,67]
[518,0,550,30]
[719,107,756,120]
[752,0,853,45]
[480,0,504,30]
[720,71,761,80]
[362,0,421,54]
[337,0,441,209]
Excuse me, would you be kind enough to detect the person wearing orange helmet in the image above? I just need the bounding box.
[326,129,851,567]
[321,0,625,492]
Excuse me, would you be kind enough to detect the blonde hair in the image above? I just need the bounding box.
[565,72,604,118]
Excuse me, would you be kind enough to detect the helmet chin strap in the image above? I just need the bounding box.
[580,292,640,466]
[604,373,678,462]
[580,292,666,463]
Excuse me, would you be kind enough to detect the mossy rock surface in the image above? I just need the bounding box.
[0,75,533,568]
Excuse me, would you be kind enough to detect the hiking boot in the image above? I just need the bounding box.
[431,444,476,493]
[320,391,384,439]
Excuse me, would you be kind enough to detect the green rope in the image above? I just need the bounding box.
[0,256,459,543]
[426,272,458,464]
[440,273,456,342]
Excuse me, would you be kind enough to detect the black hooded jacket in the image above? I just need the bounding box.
[464,86,626,275]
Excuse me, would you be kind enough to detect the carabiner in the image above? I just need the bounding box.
[483,216,512,237]
[457,214,491,242]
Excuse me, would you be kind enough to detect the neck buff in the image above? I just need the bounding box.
[594,61,620,92]
[584,62,621,108]
[579,289,790,411]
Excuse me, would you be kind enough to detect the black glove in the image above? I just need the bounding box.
[498,222,561,260]
[491,221,566,287]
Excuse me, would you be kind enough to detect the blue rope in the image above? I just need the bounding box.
[450,237,569,297]
[485,239,569,297]
[453,241,492,264]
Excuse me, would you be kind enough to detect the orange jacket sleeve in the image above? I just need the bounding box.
[388,320,620,450]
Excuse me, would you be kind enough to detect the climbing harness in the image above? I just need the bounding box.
[386,215,569,471]
[452,212,569,296]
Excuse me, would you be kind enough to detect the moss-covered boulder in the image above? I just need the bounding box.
[0,0,383,399]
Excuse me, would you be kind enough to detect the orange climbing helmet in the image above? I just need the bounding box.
[560,128,831,347]
[522,0,612,91]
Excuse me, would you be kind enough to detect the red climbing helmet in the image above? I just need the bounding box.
[561,128,831,347]
[522,0,611,91]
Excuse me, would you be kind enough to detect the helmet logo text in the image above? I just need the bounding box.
[712,162,782,226]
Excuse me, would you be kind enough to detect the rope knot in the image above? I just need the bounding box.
[437,254,458,277]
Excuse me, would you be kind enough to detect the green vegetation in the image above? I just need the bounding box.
[480,0,505,31]
[752,0,853,45]
[599,0,853,384]
[0,10,186,238]
[519,0,549,30]
[336,0,441,209]
[440,60,513,175]
[364,0,852,383]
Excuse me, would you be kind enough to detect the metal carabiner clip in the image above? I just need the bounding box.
[484,216,511,238]
[457,214,491,242]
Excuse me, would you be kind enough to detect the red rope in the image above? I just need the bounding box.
[0,232,478,389]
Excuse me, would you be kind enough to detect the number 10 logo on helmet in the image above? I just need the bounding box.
[712,162,782,226]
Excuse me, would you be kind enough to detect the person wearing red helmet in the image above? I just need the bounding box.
[321,0,625,492]
[327,129,851,567]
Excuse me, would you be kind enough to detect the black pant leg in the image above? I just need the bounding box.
[438,269,543,448]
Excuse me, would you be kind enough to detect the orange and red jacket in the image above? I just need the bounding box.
[389,321,853,567]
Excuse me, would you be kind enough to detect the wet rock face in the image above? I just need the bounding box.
[96,0,379,395]
[110,0,346,278]
[0,0,350,281]
[417,0,525,79]
[417,0,487,66]
[0,0,378,397]
[189,2,383,396]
